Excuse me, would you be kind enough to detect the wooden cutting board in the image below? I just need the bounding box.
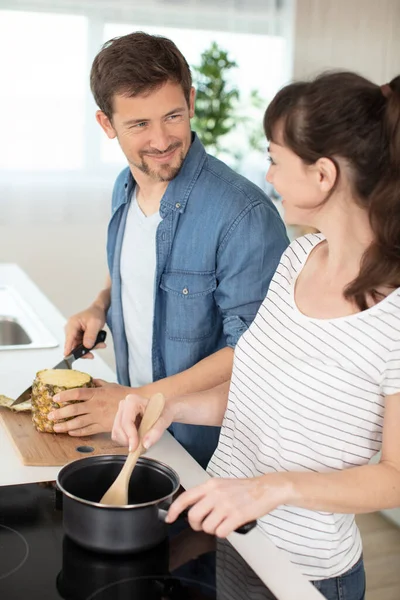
[0,407,128,466]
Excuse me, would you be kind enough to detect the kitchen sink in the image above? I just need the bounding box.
[0,317,32,345]
[0,285,58,350]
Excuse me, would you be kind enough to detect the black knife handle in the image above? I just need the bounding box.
[234,520,257,534]
[71,330,107,360]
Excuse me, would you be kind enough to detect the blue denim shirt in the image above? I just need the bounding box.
[107,133,288,467]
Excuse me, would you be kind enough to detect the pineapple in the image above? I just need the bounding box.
[31,369,94,433]
[0,394,32,412]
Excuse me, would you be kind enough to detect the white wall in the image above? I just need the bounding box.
[293,0,400,83]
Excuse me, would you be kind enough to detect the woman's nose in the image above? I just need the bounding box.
[266,167,273,184]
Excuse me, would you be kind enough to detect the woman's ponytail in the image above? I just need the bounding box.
[384,76,400,170]
[345,75,400,309]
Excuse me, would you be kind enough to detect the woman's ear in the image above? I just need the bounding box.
[313,157,338,193]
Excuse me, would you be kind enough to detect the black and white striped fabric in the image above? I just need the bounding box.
[208,233,400,580]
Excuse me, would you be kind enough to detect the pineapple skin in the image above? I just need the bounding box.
[31,372,94,433]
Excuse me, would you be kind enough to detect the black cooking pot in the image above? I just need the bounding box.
[57,455,180,554]
[57,455,256,555]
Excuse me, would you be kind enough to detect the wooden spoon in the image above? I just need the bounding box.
[100,392,165,506]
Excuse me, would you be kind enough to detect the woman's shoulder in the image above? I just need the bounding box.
[278,232,325,273]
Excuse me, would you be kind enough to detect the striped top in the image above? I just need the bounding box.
[208,233,400,580]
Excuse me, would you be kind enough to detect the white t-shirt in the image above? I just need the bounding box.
[120,188,162,387]
[208,233,400,580]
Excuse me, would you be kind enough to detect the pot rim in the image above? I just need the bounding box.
[56,454,181,510]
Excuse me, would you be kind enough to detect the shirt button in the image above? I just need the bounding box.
[182,287,189,295]
[175,202,181,209]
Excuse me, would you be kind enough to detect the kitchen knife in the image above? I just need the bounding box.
[10,330,107,407]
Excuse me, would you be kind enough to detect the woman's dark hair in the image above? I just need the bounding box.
[90,31,192,120]
[264,71,400,310]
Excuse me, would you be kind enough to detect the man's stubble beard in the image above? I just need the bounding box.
[131,142,187,182]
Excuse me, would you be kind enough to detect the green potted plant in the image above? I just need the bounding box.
[191,42,266,165]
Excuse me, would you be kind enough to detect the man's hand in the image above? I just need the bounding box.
[64,305,107,358]
[47,379,131,437]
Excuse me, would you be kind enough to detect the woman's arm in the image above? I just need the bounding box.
[112,380,230,451]
[169,380,231,427]
[166,392,400,537]
[137,348,234,405]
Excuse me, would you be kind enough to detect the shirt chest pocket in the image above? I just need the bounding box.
[160,271,218,341]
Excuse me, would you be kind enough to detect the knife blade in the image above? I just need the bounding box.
[10,330,107,407]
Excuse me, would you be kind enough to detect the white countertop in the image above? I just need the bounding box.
[0,263,322,600]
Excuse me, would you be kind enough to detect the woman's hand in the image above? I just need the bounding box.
[166,474,291,538]
[111,392,176,451]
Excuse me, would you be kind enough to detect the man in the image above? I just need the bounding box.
[49,32,288,468]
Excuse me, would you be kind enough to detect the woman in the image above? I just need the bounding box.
[112,71,400,600]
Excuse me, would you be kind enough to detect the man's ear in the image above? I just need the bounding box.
[95,110,117,139]
[189,87,196,119]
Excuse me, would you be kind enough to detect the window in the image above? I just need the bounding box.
[0,11,87,171]
[0,1,293,182]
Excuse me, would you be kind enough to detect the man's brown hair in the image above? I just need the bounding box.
[90,31,192,120]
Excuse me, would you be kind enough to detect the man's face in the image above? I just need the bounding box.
[97,81,195,182]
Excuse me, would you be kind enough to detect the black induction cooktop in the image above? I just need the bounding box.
[0,481,280,600]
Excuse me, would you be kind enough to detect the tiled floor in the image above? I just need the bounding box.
[2,183,400,597]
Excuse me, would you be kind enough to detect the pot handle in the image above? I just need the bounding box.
[157,507,256,535]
